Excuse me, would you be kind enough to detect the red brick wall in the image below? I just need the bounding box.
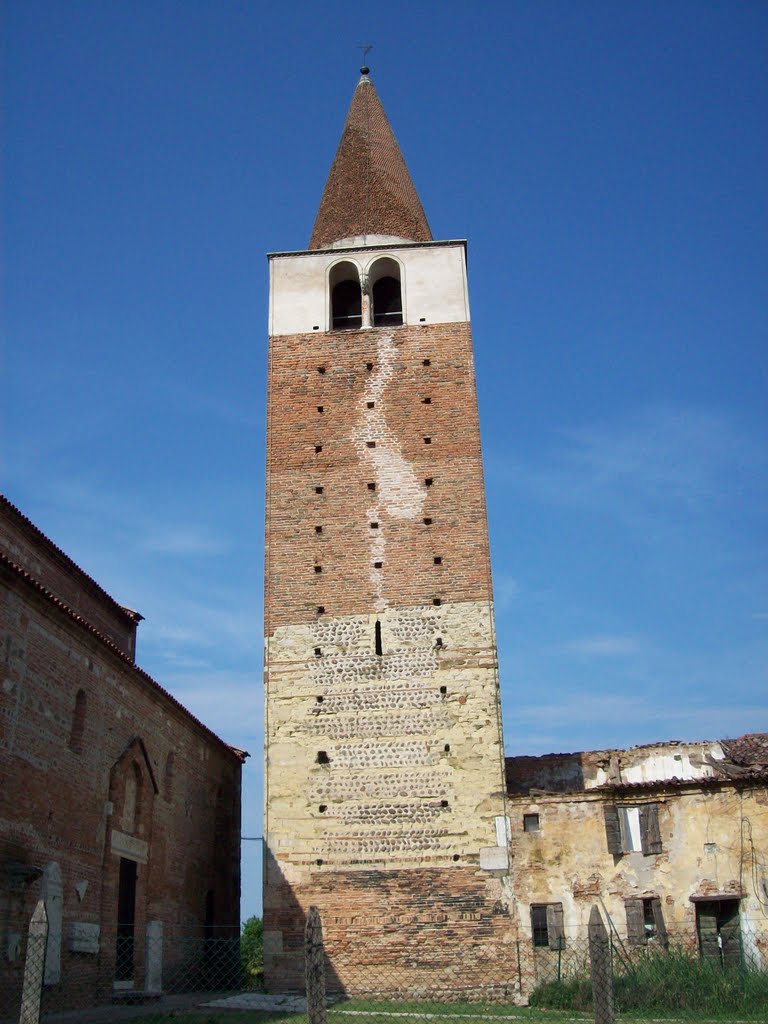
[265,862,515,996]
[264,322,494,633]
[0,561,242,1006]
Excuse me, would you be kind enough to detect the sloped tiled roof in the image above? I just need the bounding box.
[721,733,768,766]
[309,73,432,250]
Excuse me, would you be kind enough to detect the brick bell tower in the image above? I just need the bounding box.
[263,67,513,992]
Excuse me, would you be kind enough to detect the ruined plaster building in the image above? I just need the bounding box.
[506,736,768,970]
[263,69,515,989]
[0,495,245,1008]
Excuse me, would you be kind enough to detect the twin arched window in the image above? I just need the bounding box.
[330,258,403,330]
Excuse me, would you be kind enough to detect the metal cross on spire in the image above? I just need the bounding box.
[357,42,373,74]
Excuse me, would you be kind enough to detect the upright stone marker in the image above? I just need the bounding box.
[145,920,163,993]
[20,901,48,1024]
[40,861,62,985]
[305,906,326,1024]
[588,904,615,1024]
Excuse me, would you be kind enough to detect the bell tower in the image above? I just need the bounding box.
[263,68,513,992]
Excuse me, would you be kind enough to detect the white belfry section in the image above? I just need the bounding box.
[269,241,470,336]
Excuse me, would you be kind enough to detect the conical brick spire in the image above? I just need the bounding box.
[309,73,432,250]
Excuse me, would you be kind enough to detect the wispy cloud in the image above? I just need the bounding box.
[140,525,228,556]
[489,402,766,534]
[494,573,521,613]
[568,634,642,657]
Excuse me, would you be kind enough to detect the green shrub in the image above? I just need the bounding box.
[529,945,768,1015]
[240,916,264,987]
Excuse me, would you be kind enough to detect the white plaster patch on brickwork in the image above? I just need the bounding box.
[350,332,426,610]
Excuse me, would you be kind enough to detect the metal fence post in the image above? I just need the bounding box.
[19,901,48,1024]
[588,904,614,1024]
[305,906,326,1024]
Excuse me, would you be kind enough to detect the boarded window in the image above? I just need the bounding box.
[530,903,565,950]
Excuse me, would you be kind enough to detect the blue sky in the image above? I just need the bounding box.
[3,1,766,921]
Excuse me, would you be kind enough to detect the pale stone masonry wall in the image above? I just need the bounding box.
[265,600,506,873]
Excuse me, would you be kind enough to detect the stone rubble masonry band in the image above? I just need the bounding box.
[266,600,506,871]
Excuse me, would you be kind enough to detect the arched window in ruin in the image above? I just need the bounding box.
[329,261,362,330]
[69,689,87,754]
[370,257,403,327]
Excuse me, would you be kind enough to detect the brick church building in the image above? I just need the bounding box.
[0,495,245,1009]
[262,66,517,992]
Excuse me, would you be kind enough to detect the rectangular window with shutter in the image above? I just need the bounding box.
[604,802,662,855]
[530,903,565,949]
[625,896,668,946]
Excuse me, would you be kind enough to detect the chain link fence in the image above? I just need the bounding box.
[2,903,767,1023]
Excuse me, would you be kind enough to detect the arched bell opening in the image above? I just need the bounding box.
[329,261,362,330]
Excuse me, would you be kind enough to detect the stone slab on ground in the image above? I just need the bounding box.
[204,991,308,1012]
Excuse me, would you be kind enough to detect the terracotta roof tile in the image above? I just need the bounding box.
[309,75,432,250]
[721,733,768,766]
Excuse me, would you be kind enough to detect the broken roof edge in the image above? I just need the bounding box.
[0,493,142,626]
[0,551,244,763]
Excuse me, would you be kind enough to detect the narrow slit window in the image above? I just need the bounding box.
[374,620,383,657]
[69,689,87,754]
